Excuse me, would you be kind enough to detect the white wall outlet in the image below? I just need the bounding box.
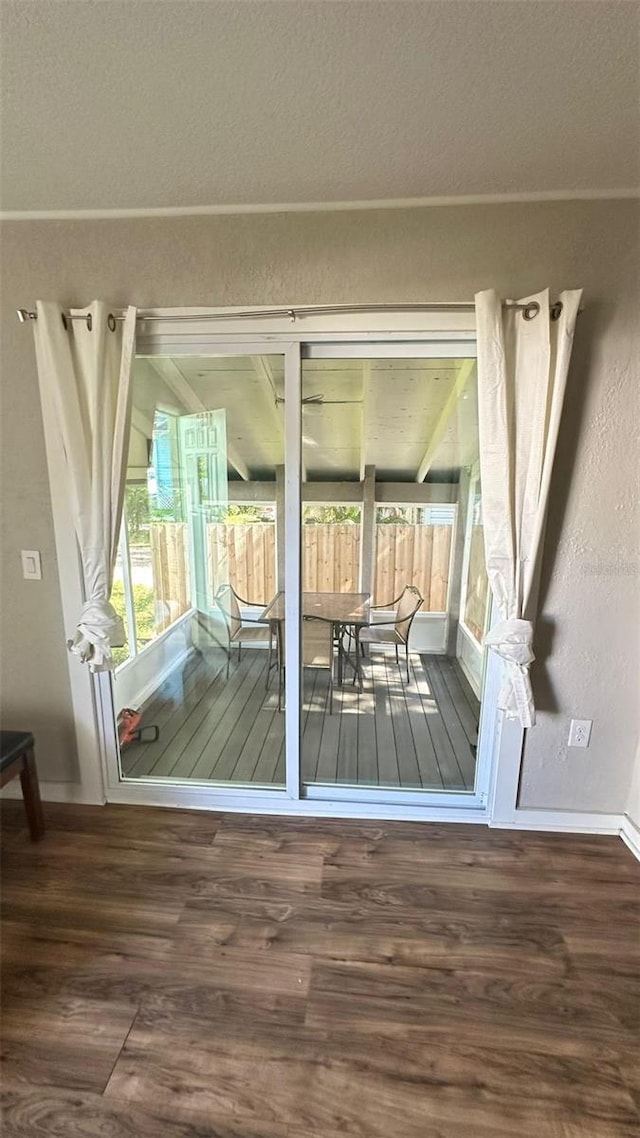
[568,719,592,748]
[21,550,42,580]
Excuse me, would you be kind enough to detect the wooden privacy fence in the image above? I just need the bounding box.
[208,523,277,605]
[303,525,360,595]
[375,524,451,611]
[148,521,452,614]
[149,523,190,632]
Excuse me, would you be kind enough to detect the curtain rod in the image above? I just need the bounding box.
[16,300,569,327]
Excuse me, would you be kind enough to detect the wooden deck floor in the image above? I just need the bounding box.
[2,803,638,1138]
[121,649,479,791]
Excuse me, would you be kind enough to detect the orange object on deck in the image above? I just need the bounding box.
[117,708,143,747]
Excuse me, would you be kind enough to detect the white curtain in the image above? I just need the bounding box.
[475,287,582,727]
[33,301,137,671]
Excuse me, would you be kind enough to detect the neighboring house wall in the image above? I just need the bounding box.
[1,200,638,811]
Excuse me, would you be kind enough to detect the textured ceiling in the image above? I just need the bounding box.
[1,0,638,214]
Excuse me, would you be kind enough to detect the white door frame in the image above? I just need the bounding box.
[36,306,526,824]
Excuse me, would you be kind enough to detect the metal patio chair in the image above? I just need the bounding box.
[214,583,276,685]
[359,585,424,684]
[276,615,336,714]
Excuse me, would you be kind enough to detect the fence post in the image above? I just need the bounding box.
[360,465,376,595]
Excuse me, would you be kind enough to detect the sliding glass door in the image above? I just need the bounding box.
[112,348,289,788]
[107,330,489,809]
[299,347,485,801]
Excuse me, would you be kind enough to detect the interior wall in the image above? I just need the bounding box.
[625,743,640,831]
[1,200,638,811]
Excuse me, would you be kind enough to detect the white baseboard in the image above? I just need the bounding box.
[490,808,625,836]
[620,814,640,861]
[4,778,637,857]
[1,780,96,805]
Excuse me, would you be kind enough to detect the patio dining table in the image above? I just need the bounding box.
[259,591,371,694]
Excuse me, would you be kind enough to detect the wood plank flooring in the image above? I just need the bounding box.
[119,649,479,790]
[1,802,639,1137]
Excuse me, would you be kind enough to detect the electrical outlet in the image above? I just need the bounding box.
[568,719,592,748]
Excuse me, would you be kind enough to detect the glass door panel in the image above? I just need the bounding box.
[112,351,286,788]
[300,353,484,796]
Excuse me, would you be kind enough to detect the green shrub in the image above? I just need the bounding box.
[110,579,157,668]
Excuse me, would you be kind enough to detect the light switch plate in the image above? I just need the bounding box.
[21,550,42,580]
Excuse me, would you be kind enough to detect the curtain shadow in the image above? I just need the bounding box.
[529,617,559,713]
[536,301,609,615]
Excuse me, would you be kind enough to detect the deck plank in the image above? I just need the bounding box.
[229,682,280,784]
[123,650,478,793]
[272,741,286,785]
[384,655,422,788]
[120,649,203,763]
[188,653,267,780]
[356,681,379,786]
[252,706,286,786]
[206,659,275,781]
[439,657,480,743]
[315,675,341,784]
[422,657,476,789]
[371,654,400,787]
[448,653,482,717]
[405,657,445,789]
[122,653,224,777]
[412,656,466,789]
[336,684,359,784]
[301,669,327,783]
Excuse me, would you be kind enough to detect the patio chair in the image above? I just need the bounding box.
[359,585,424,684]
[303,616,335,715]
[214,583,276,685]
[276,616,335,714]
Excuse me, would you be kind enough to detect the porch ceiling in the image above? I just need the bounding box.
[129,355,478,483]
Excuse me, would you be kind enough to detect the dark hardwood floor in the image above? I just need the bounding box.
[1,802,639,1137]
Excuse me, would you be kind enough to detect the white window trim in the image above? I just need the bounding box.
[36,305,525,824]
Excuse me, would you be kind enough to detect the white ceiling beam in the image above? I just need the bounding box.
[147,357,251,481]
[415,359,476,483]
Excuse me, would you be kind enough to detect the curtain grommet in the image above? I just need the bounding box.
[522,302,539,321]
[550,302,563,321]
[61,313,68,331]
[107,313,116,332]
[85,313,93,331]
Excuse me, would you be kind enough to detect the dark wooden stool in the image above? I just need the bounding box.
[1,731,45,841]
